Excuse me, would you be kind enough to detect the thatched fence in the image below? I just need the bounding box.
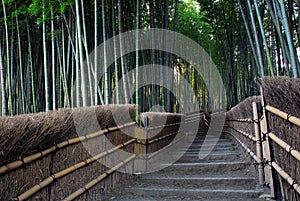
[0,105,200,200]
[224,77,300,201]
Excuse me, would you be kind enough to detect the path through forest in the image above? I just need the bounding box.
[101,121,267,201]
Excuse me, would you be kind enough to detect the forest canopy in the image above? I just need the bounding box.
[0,0,299,116]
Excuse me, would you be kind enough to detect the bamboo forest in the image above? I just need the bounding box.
[0,0,299,116]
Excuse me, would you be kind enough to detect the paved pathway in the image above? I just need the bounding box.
[101,121,266,201]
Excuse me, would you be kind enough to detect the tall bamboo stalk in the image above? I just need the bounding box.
[80,0,94,105]
[75,30,82,107]
[51,7,56,110]
[26,17,37,113]
[43,0,50,111]
[102,0,109,104]
[266,0,290,75]
[94,0,99,105]
[2,0,12,115]
[246,0,264,77]
[253,0,274,76]
[75,0,88,106]
[0,43,5,116]
[15,7,25,113]
[238,0,260,77]
[279,0,298,78]
[118,0,129,104]
[135,0,140,123]
[112,1,119,104]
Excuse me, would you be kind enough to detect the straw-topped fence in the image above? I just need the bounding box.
[224,77,300,201]
[0,105,199,200]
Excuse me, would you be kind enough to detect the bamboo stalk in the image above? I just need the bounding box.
[271,162,300,195]
[266,105,300,127]
[0,122,135,175]
[15,139,135,201]
[269,132,300,162]
[63,155,136,201]
[253,102,264,185]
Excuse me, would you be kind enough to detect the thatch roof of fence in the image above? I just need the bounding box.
[0,104,136,166]
[260,76,300,118]
[140,112,183,128]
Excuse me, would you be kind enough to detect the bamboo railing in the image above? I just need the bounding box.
[225,87,300,199]
[3,111,201,200]
[15,139,136,201]
[0,122,136,175]
[62,155,136,201]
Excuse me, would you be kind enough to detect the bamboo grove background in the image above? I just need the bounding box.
[0,0,300,116]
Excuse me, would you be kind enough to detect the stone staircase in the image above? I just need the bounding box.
[101,123,266,201]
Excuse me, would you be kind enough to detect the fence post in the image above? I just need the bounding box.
[134,123,148,174]
[260,86,275,198]
[252,102,264,186]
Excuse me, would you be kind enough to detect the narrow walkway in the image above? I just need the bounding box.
[102,122,265,201]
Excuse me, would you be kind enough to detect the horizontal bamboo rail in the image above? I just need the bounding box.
[269,132,300,162]
[15,139,136,201]
[148,135,186,159]
[148,131,179,144]
[266,105,300,127]
[0,122,136,175]
[226,126,256,142]
[63,155,136,201]
[226,119,254,123]
[224,131,259,163]
[271,161,300,195]
[146,116,202,131]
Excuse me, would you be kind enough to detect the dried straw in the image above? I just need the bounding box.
[15,139,135,201]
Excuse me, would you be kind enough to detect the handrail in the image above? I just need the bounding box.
[226,119,254,123]
[269,132,300,162]
[266,105,300,127]
[271,161,300,195]
[223,131,259,162]
[0,122,136,176]
[225,126,256,142]
[225,89,300,199]
[62,155,136,201]
[14,139,136,201]
[148,131,178,144]
[148,135,186,160]
[146,117,201,131]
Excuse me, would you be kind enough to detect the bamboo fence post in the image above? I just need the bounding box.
[134,123,147,173]
[145,117,149,172]
[253,102,265,186]
[260,86,276,198]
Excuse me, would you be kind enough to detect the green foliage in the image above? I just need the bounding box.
[28,0,73,24]
[172,0,213,53]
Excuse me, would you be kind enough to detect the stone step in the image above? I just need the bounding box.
[122,187,264,200]
[186,139,232,144]
[184,146,238,152]
[99,128,264,201]
[110,198,262,201]
[176,152,244,162]
[188,142,236,148]
[174,148,239,155]
[128,175,257,190]
[158,161,255,176]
